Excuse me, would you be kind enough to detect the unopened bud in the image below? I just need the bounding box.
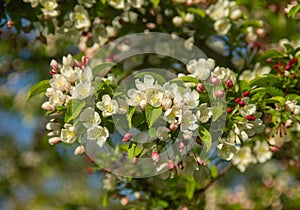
[177,161,184,170]
[285,119,293,128]
[227,107,233,113]
[120,197,129,206]
[169,122,179,131]
[238,100,246,107]
[139,99,147,110]
[122,133,133,142]
[196,83,205,93]
[49,137,61,145]
[74,145,86,155]
[210,76,219,86]
[41,101,55,111]
[167,160,175,170]
[7,20,14,29]
[242,91,250,97]
[226,79,234,88]
[46,122,61,130]
[151,151,160,164]
[215,89,225,98]
[294,105,300,115]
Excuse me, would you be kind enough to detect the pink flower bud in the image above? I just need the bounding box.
[196,83,205,93]
[285,119,293,128]
[122,133,133,142]
[169,122,179,131]
[226,79,234,88]
[167,160,175,170]
[227,107,233,113]
[242,91,251,97]
[74,145,86,155]
[215,89,225,98]
[41,101,55,111]
[49,137,61,145]
[151,151,160,164]
[7,20,14,29]
[246,115,256,121]
[82,56,89,66]
[178,141,185,153]
[132,157,138,164]
[120,197,129,206]
[210,76,219,86]
[139,99,147,110]
[235,97,241,103]
[177,161,184,170]
[238,100,246,107]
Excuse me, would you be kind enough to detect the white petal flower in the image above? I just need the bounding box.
[61,124,76,144]
[79,107,101,128]
[214,18,231,35]
[186,58,214,81]
[70,5,91,29]
[108,0,125,9]
[71,82,93,100]
[206,0,230,21]
[196,103,212,123]
[184,89,199,109]
[128,0,144,8]
[79,66,93,83]
[239,104,256,117]
[49,74,71,92]
[60,66,81,83]
[179,109,198,132]
[217,142,237,161]
[96,94,118,117]
[135,74,157,91]
[285,100,296,112]
[164,106,181,124]
[232,146,256,172]
[126,89,145,106]
[254,141,272,163]
[87,125,109,147]
[49,89,66,106]
[117,98,128,114]
[157,127,170,141]
[78,0,96,8]
[62,54,74,67]
[23,0,39,8]
[41,0,59,17]
[145,89,164,107]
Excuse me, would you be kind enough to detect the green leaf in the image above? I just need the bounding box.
[284,43,294,53]
[288,4,300,18]
[127,106,136,129]
[260,49,282,60]
[148,107,162,128]
[187,7,206,18]
[102,193,108,207]
[93,62,114,77]
[264,96,286,105]
[241,19,263,28]
[128,143,143,160]
[151,0,160,7]
[193,166,211,183]
[210,165,218,178]
[250,75,281,87]
[198,127,212,152]
[65,99,86,123]
[185,181,196,200]
[27,79,50,100]
[212,105,224,122]
[239,80,250,92]
[156,199,169,208]
[170,76,199,84]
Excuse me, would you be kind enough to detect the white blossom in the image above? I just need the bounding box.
[128,0,144,8]
[49,74,71,92]
[61,124,76,144]
[214,18,231,35]
[70,5,91,29]
[60,66,81,83]
[23,0,39,8]
[87,125,109,147]
[164,106,181,124]
[78,0,95,8]
[183,89,199,109]
[186,58,214,81]
[96,94,118,117]
[41,0,59,17]
[71,82,93,100]
[196,103,212,123]
[49,89,66,106]
[179,109,198,132]
[254,141,272,163]
[217,142,237,161]
[232,146,256,172]
[108,0,125,9]
[79,107,101,128]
